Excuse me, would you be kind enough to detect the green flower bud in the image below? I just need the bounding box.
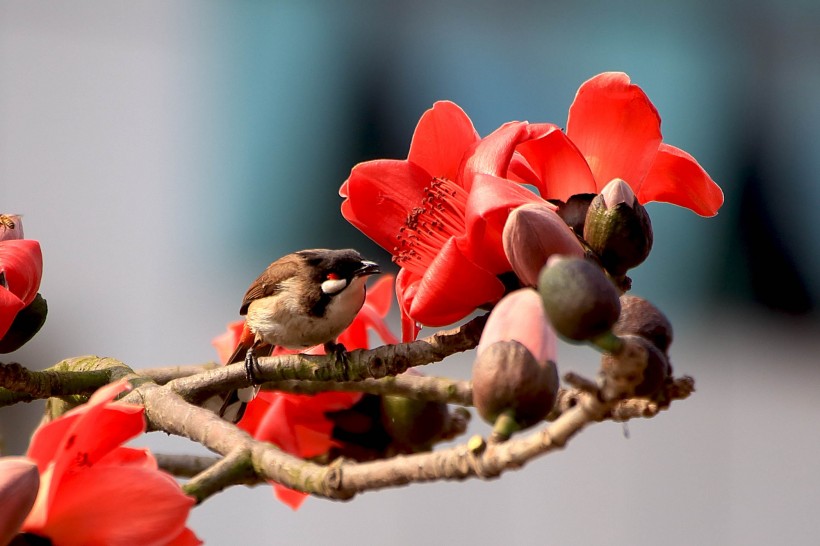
[380,393,449,451]
[583,179,653,277]
[537,256,621,342]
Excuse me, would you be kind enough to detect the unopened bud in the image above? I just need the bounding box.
[472,289,559,431]
[0,457,40,545]
[472,340,559,430]
[380,392,449,452]
[613,295,673,354]
[0,293,47,353]
[479,288,556,364]
[502,203,584,287]
[601,334,669,398]
[554,193,596,234]
[583,179,653,277]
[0,214,24,241]
[537,256,621,342]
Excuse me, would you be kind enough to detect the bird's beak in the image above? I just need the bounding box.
[355,260,381,277]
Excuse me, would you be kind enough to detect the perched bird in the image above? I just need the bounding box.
[218,248,380,421]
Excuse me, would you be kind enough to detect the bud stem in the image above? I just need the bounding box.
[490,409,521,443]
[589,331,624,354]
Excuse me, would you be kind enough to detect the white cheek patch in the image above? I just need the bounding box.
[321,278,348,295]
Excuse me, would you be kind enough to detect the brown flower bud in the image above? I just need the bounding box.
[0,293,48,353]
[502,203,584,287]
[554,193,596,234]
[583,179,653,277]
[601,335,670,398]
[472,340,559,430]
[380,393,449,452]
[537,255,621,342]
[613,295,673,354]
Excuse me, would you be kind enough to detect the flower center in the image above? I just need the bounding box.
[393,177,469,276]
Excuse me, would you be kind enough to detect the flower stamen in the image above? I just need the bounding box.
[393,177,469,276]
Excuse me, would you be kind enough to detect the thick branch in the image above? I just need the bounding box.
[166,313,487,402]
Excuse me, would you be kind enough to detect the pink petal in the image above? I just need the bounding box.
[514,123,598,201]
[0,457,40,545]
[639,143,724,216]
[477,288,557,364]
[340,159,432,252]
[408,101,480,182]
[566,72,662,191]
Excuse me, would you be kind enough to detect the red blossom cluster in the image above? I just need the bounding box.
[340,72,723,341]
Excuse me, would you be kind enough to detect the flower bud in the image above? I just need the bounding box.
[381,391,449,452]
[0,214,24,241]
[502,203,585,287]
[554,193,596,234]
[613,295,673,354]
[537,256,621,342]
[0,293,48,353]
[600,334,669,397]
[583,179,653,277]
[472,289,559,431]
[0,457,39,545]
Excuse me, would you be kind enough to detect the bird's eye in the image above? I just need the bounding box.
[326,272,340,280]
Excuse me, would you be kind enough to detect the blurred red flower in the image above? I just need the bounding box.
[22,380,200,546]
[0,238,42,340]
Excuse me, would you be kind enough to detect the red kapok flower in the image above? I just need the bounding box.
[0,238,43,340]
[341,102,568,339]
[22,380,200,546]
[213,275,400,510]
[511,72,723,216]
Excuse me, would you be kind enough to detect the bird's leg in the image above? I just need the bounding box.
[324,340,350,378]
[244,344,261,385]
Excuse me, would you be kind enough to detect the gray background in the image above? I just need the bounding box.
[2,1,819,544]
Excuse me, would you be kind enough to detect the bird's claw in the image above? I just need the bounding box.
[244,347,260,385]
[324,340,350,378]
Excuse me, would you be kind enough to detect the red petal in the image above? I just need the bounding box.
[340,160,431,252]
[24,464,195,546]
[27,380,144,510]
[566,72,662,190]
[639,143,724,216]
[0,287,25,339]
[0,239,42,307]
[396,269,423,342]
[461,174,548,274]
[408,101,479,182]
[211,320,246,364]
[514,124,598,201]
[365,274,394,317]
[274,483,308,510]
[406,238,505,327]
[461,121,530,190]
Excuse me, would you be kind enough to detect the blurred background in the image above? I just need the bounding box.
[1,1,819,544]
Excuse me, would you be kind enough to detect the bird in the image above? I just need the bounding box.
[218,248,380,421]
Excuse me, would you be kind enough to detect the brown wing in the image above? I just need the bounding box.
[238,253,302,315]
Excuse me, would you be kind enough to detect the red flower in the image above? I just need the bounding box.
[341,102,569,340]
[22,380,200,546]
[213,275,400,510]
[507,72,724,216]
[0,238,43,340]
